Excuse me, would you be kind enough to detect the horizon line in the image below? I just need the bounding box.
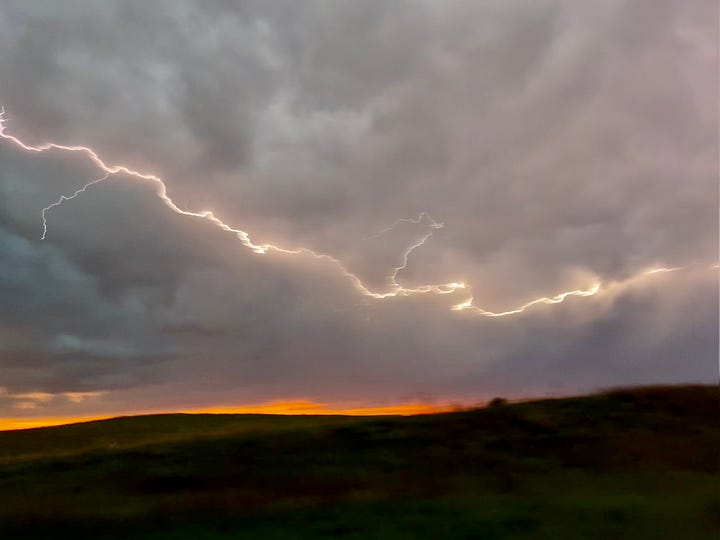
[0,399,469,432]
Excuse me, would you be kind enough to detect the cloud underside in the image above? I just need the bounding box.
[0,0,716,416]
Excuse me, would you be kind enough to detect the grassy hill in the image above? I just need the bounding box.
[0,385,717,539]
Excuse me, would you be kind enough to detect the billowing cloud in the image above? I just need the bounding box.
[0,0,716,418]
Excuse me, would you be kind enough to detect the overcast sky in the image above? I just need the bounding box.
[0,0,717,418]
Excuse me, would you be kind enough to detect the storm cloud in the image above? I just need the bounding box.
[0,0,716,418]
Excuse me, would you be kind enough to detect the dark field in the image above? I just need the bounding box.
[0,385,717,539]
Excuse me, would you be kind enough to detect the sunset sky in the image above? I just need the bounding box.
[0,0,717,427]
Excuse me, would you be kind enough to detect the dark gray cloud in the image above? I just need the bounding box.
[0,0,716,417]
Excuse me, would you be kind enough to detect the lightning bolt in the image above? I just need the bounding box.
[362,212,442,241]
[368,212,457,293]
[451,266,704,317]
[451,283,602,317]
[1,106,462,301]
[643,266,685,275]
[1,106,713,318]
[41,172,110,240]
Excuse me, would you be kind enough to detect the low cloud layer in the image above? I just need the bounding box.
[0,0,716,417]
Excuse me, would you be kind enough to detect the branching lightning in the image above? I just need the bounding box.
[449,266,687,317]
[451,283,602,317]
[1,106,713,318]
[1,106,462,301]
[362,212,442,241]
[41,172,110,240]
[370,213,458,293]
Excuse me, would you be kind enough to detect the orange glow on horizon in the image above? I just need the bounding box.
[0,415,115,431]
[0,400,460,431]
[193,400,457,417]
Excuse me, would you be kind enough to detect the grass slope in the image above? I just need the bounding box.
[0,385,717,539]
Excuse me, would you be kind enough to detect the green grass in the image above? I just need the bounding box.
[0,385,717,539]
[0,413,367,463]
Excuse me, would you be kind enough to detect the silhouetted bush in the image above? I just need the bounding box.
[488,397,508,408]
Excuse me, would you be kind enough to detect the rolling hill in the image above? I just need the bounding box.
[0,385,717,539]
